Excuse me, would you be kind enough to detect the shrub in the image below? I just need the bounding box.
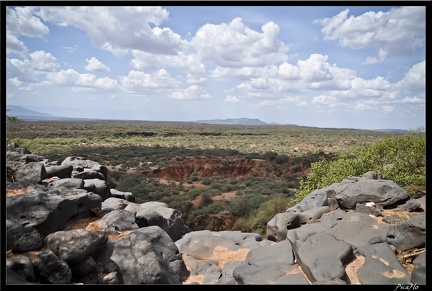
[293,132,426,202]
[198,193,213,207]
[200,203,224,215]
[206,189,222,196]
[263,151,278,161]
[274,154,289,164]
[190,172,199,182]
[226,194,268,217]
[186,188,203,200]
[201,177,211,185]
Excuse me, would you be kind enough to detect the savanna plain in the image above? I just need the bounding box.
[5,120,426,237]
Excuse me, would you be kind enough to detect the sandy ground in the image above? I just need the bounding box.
[181,245,364,285]
[182,245,251,285]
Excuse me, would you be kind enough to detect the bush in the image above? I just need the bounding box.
[201,177,211,185]
[263,151,278,161]
[198,193,213,207]
[293,132,426,202]
[190,172,199,182]
[186,188,203,200]
[274,154,289,164]
[199,203,224,215]
[231,195,291,237]
[226,194,269,217]
[206,189,222,196]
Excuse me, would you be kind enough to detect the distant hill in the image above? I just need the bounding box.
[5,105,411,133]
[5,105,95,121]
[195,118,270,125]
[6,105,61,121]
[372,129,409,133]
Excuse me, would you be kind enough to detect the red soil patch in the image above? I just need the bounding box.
[6,187,28,197]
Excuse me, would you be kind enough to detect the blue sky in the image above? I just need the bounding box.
[4,5,426,130]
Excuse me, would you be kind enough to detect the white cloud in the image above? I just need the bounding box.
[350,76,391,97]
[63,45,79,53]
[8,77,23,86]
[131,51,206,75]
[225,95,241,103]
[364,48,387,65]
[130,51,169,70]
[6,31,28,57]
[309,75,393,110]
[6,50,59,83]
[256,99,280,107]
[298,54,332,81]
[172,53,206,76]
[46,69,80,85]
[186,74,208,85]
[101,42,128,57]
[37,6,185,55]
[353,99,381,111]
[7,58,32,79]
[76,73,97,86]
[29,51,59,71]
[84,57,110,72]
[210,66,262,81]
[46,69,119,91]
[169,85,212,100]
[233,53,358,101]
[7,50,59,72]
[395,61,425,90]
[311,94,337,105]
[120,69,180,93]
[278,62,300,80]
[130,51,207,86]
[315,6,425,63]
[94,77,119,90]
[191,17,288,68]
[256,96,308,109]
[400,96,424,104]
[5,6,425,130]
[6,6,49,38]
[303,63,425,115]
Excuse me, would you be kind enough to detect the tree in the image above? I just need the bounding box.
[293,132,426,202]
[6,109,22,144]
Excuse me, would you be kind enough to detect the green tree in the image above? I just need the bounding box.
[293,132,426,202]
[231,195,291,236]
[6,109,22,144]
[227,194,268,217]
[251,195,292,236]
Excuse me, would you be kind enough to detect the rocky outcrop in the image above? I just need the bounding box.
[5,145,426,285]
[147,156,271,181]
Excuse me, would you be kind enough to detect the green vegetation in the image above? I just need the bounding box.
[6,119,423,237]
[294,128,426,201]
[6,109,22,144]
[6,120,398,158]
[234,195,293,234]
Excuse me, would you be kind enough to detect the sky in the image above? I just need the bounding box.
[4,4,426,130]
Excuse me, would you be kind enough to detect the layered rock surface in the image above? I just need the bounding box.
[5,145,426,285]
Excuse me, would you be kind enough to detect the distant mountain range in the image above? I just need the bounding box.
[370,129,410,133]
[5,105,408,133]
[195,118,275,126]
[6,105,59,120]
[6,105,95,121]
